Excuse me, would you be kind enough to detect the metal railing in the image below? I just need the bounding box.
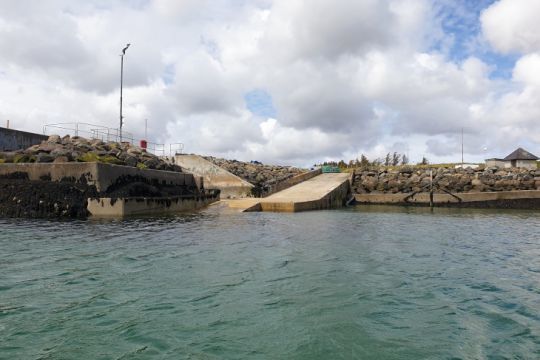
[169,143,184,155]
[43,122,135,144]
[42,122,182,157]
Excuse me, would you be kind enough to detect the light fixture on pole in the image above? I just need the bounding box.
[119,43,130,142]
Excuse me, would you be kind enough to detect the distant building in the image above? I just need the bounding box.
[1,127,47,151]
[485,147,539,170]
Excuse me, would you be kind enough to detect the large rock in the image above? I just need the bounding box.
[0,135,182,173]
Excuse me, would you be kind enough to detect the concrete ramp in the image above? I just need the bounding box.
[225,173,351,212]
[173,154,254,199]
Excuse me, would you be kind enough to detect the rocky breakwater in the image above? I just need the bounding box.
[0,135,201,218]
[204,156,306,196]
[0,134,182,172]
[353,166,540,194]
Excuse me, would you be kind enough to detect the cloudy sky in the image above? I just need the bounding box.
[1,0,539,166]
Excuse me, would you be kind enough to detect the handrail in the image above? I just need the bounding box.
[42,122,182,157]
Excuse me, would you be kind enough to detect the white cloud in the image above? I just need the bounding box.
[481,0,540,54]
[1,0,539,166]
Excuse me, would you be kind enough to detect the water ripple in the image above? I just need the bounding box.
[1,207,540,358]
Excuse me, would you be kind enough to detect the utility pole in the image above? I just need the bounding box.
[119,43,130,142]
[461,127,464,167]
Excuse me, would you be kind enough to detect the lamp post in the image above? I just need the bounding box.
[119,43,130,142]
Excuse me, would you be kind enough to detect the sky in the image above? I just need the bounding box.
[1,0,540,166]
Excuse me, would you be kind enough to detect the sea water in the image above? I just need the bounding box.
[1,206,539,359]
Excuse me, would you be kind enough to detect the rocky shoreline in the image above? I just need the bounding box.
[204,156,306,195]
[0,135,182,172]
[352,166,540,194]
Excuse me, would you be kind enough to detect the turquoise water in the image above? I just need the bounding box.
[1,206,539,359]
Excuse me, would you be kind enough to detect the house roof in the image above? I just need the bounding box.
[503,147,539,161]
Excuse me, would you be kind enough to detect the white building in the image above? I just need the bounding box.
[485,148,539,170]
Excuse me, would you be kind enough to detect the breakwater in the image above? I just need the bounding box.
[0,162,210,219]
[205,156,306,196]
[0,135,181,172]
[352,166,540,194]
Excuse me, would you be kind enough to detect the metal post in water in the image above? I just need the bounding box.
[6,119,9,129]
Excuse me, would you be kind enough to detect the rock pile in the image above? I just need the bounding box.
[353,167,540,194]
[353,166,540,194]
[0,135,182,172]
[205,156,306,195]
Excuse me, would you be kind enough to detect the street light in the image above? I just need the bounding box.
[119,43,130,142]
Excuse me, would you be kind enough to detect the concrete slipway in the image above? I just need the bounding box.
[225,173,353,212]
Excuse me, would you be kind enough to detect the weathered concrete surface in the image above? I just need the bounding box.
[0,162,212,218]
[263,169,322,197]
[0,127,47,151]
[224,173,352,212]
[355,190,540,209]
[88,194,218,217]
[0,162,202,193]
[172,154,253,199]
[204,156,307,196]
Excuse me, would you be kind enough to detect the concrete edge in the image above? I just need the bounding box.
[355,190,540,204]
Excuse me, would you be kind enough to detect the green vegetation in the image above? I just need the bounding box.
[317,152,483,172]
[99,155,124,165]
[13,154,35,163]
[136,162,148,170]
[76,152,100,162]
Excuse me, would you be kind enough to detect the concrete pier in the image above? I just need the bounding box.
[225,173,352,212]
[0,162,217,218]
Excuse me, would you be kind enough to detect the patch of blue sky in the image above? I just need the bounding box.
[162,63,175,85]
[244,89,277,118]
[432,0,516,79]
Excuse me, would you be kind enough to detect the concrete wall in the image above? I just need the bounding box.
[88,194,218,217]
[516,160,538,170]
[173,154,254,199]
[355,190,540,205]
[0,127,48,151]
[486,159,538,169]
[0,162,201,193]
[485,159,507,168]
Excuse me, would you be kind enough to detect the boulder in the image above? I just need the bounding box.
[46,135,61,144]
[36,153,55,163]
